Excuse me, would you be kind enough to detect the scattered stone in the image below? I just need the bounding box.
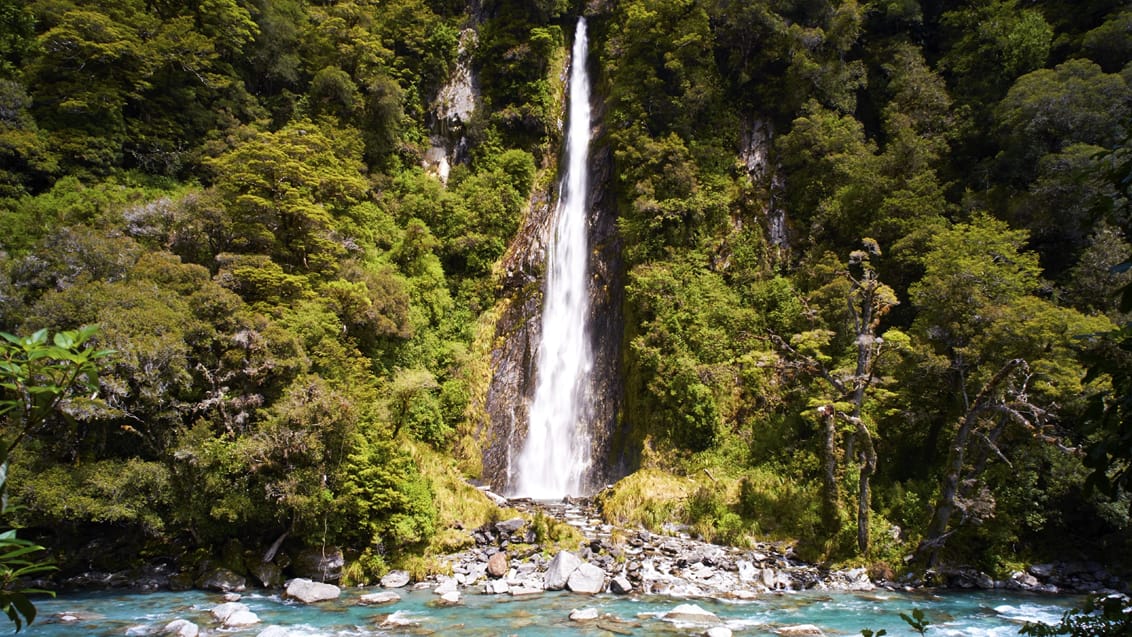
[776,625,824,636]
[284,578,341,604]
[161,619,199,637]
[381,570,411,588]
[359,591,401,605]
[544,551,582,590]
[567,562,606,594]
[662,604,721,625]
[570,608,599,621]
[487,552,509,578]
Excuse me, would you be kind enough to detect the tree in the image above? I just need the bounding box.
[771,240,903,553]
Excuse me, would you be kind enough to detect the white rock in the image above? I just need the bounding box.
[359,591,401,605]
[224,610,260,627]
[776,625,825,636]
[567,562,606,594]
[487,579,510,595]
[162,619,199,637]
[439,591,461,605]
[284,577,341,604]
[210,602,249,622]
[433,577,459,595]
[256,627,292,637]
[544,551,582,591]
[705,628,733,637]
[569,608,599,621]
[379,610,419,628]
[381,570,411,588]
[662,603,721,625]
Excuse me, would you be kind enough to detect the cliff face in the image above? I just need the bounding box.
[479,55,624,495]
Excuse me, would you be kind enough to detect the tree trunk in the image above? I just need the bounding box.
[918,359,1026,566]
[819,406,842,535]
[854,419,877,554]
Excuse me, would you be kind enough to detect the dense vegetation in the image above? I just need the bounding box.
[0,0,1129,588]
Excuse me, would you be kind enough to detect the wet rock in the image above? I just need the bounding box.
[284,578,340,604]
[545,551,582,590]
[381,570,411,588]
[359,591,401,605]
[662,603,721,625]
[777,625,824,636]
[161,619,199,637]
[705,628,733,637]
[211,602,259,627]
[570,608,599,621]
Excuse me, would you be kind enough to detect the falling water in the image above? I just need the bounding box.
[514,18,593,499]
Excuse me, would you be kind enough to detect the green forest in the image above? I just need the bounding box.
[0,0,1130,589]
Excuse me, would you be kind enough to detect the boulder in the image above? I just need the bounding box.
[662,604,721,625]
[249,561,284,588]
[544,551,582,591]
[486,579,510,595]
[210,602,250,623]
[496,518,525,534]
[487,552,509,578]
[438,591,461,605]
[567,562,606,594]
[224,610,260,628]
[291,547,344,583]
[610,575,633,594]
[570,608,599,621]
[284,578,341,604]
[433,577,459,595]
[161,619,199,637]
[705,628,733,637]
[359,591,401,605]
[381,570,411,588]
[196,567,246,593]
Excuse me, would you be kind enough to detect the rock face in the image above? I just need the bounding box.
[479,79,624,494]
[284,578,341,604]
[196,568,245,593]
[290,547,344,583]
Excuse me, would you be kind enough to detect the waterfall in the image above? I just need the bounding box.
[513,18,594,499]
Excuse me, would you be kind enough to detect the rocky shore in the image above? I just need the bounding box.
[48,494,1125,601]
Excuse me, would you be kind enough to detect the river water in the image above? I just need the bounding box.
[24,587,1077,636]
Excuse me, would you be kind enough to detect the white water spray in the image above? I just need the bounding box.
[514,18,594,499]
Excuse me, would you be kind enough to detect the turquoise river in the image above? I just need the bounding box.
[20,587,1080,636]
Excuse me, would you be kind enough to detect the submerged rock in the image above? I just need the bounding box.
[662,604,721,625]
[359,591,401,605]
[570,607,599,621]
